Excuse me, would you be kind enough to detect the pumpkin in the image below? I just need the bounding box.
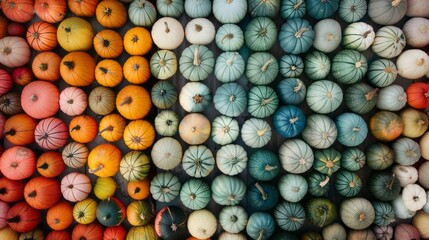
[0,146,36,181]
[0,36,31,68]
[21,81,59,119]
[93,177,116,200]
[127,178,150,201]
[306,80,343,114]
[179,45,214,82]
[370,111,404,142]
[0,225,15,239]
[96,197,125,227]
[304,51,331,80]
[126,199,154,227]
[247,182,279,211]
[30,51,60,82]
[99,114,126,142]
[19,229,45,240]
[246,52,279,85]
[154,110,179,137]
[104,226,126,240]
[340,197,375,230]
[60,51,95,86]
[1,0,34,23]
[392,137,421,166]
[93,30,123,60]
[302,114,338,149]
[274,201,305,232]
[401,109,428,138]
[244,17,277,52]
[45,230,71,240]
[347,230,377,240]
[241,118,272,148]
[154,206,187,239]
[157,0,183,17]
[150,50,177,80]
[219,205,248,234]
[71,223,103,240]
[96,0,127,28]
[279,139,314,174]
[211,116,239,145]
[394,223,421,240]
[403,17,429,48]
[313,148,341,176]
[27,21,58,52]
[0,92,23,115]
[402,184,427,212]
[128,0,157,27]
[187,209,216,239]
[116,85,151,120]
[120,151,150,182]
[335,170,362,197]
[248,150,280,181]
[393,195,417,219]
[393,165,418,187]
[69,115,97,144]
[342,22,375,52]
[397,49,429,79]
[373,201,395,226]
[68,0,98,17]
[46,201,73,231]
[179,113,211,145]
[0,178,25,202]
[211,174,246,206]
[150,172,181,203]
[332,49,367,85]
[36,151,66,178]
[413,211,429,238]
[215,23,244,51]
[123,56,150,85]
[368,0,407,25]
[185,18,215,45]
[366,142,394,170]
[280,0,306,19]
[182,145,215,178]
[73,198,97,224]
[57,17,94,52]
[372,26,406,59]
[273,105,305,139]
[34,117,69,150]
[59,86,87,117]
[367,59,398,88]
[24,176,61,210]
[246,212,275,240]
[419,161,429,188]
[123,27,152,56]
[279,18,314,54]
[0,69,12,96]
[151,137,181,171]
[279,54,304,78]
[179,82,211,112]
[306,0,339,19]
[214,52,245,83]
[127,225,158,240]
[88,86,116,116]
[3,113,36,146]
[123,120,155,151]
[62,141,88,168]
[216,144,246,176]
[213,82,247,117]
[184,0,211,17]
[341,148,366,171]
[88,143,121,177]
[151,17,184,50]
[61,172,92,203]
[180,178,211,210]
[305,198,337,227]
[276,78,306,105]
[338,0,367,23]
[278,173,308,203]
[6,201,41,233]
[407,82,429,109]
[335,112,368,147]
[368,171,401,201]
[247,85,278,118]
[322,223,347,240]
[345,82,378,114]
[248,0,280,17]
[312,19,342,53]
[212,0,247,23]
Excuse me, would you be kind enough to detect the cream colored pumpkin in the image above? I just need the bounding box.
[218,232,247,240]
[393,165,419,187]
[185,18,216,45]
[402,184,427,211]
[397,49,429,79]
[403,17,429,48]
[151,17,184,50]
[392,195,417,219]
[178,113,211,145]
[420,131,429,160]
[151,137,182,171]
[187,209,217,239]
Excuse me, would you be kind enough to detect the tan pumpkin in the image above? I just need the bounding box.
[62,141,89,168]
[116,85,152,120]
[123,56,150,84]
[123,120,156,151]
[95,59,123,87]
[88,86,116,116]
[60,51,95,87]
[99,113,126,142]
[179,113,211,145]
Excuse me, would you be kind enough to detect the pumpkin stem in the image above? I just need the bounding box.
[261,97,274,106]
[221,34,234,44]
[261,58,274,72]
[99,67,109,75]
[257,229,266,240]
[27,190,37,198]
[291,187,300,193]
[294,79,303,92]
[425,92,429,98]
[194,24,202,32]
[355,61,363,68]
[352,127,360,132]
[406,150,417,157]
[133,187,141,194]
[416,57,425,66]
[63,61,75,70]
[295,27,308,38]
[418,119,426,126]
[349,180,356,188]
[38,162,49,170]
[4,128,16,136]
[256,127,268,136]
[70,125,81,132]
[104,7,112,16]
[254,182,268,200]
[161,187,170,193]
[223,126,230,133]
[189,193,196,200]
[362,30,372,38]
[30,94,38,102]
[391,0,402,7]
[319,176,330,187]
[60,26,71,33]
[259,28,268,37]
[230,215,238,222]
[193,94,203,104]
[164,21,170,33]
[384,67,398,74]
[10,162,18,168]
[359,213,366,222]
[37,133,49,141]
[294,0,303,9]
[226,52,238,65]
[164,0,172,4]
[365,88,379,101]
[7,216,20,223]
[120,96,132,106]
[228,194,236,201]
[99,125,114,135]
[318,205,328,227]
[226,0,233,3]
[289,116,299,124]
[89,164,104,174]
[41,2,49,8]
[386,174,396,190]
[264,165,277,171]
[0,188,6,194]
[193,47,201,66]
[0,47,12,55]
[229,94,236,102]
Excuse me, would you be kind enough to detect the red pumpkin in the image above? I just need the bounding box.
[46,201,73,231]
[0,68,12,96]
[26,21,58,51]
[0,112,6,139]
[24,176,61,210]
[0,178,25,202]
[72,222,104,240]
[1,0,34,23]
[34,0,67,23]
[6,22,25,36]
[103,225,126,240]
[6,201,41,233]
[407,82,429,109]
[0,16,8,38]
[59,86,88,117]
[61,172,92,202]
[394,223,420,240]
[34,117,69,150]
[0,146,36,180]
[46,230,71,240]
[3,113,37,146]
[67,0,98,17]
[12,67,33,86]
[0,201,10,229]
[69,115,98,143]
[37,151,66,178]
[21,81,60,119]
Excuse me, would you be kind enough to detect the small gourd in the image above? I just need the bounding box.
[373,201,395,226]
[151,17,184,50]
[342,22,375,51]
[246,52,279,85]
[185,18,215,45]
[345,82,378,114]
[151,137,183,171]
[182,145,215,178]
[278,173,308,203]
[216,144,247,176]
[341,148,366,171]
[400,108,428,138]
[338,0,367,23]
[279,54,304,78]
[215,24,244,51]
[244,17,278,52]
[214,82,247,117]
[312,19,342,53]
[241,118,272,148]
[276,78,306,105]
[179,82,211,113]
[393,165,418,187]
[179,44,214,81]
[335,112,368,147]
[403,17,429,48]
[304,51,331,80]
[335,170,362,197]
[248,150,280,181]
[214,52,245,83]
[306,80,343,114]
[279,18,314,54]
[313,148,341,176]
[279,139,314,174]
[402,184,427,211]
[211,174,246,206]
[219,206,248,234]
[340,197,375,230]
[211,116,240,145]
[302,114,338,149]
[331,49,367,84]
[372,26,406,59]
[396,49,429,79]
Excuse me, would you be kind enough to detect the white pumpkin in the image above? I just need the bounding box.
[187,209,217,239]
[322,223,347,240]
[402,184,427,211]
[372,26,406,59]
[218,232,248,240]
[368,0,407,25]
[151,17,185,50]
[403,17,429,48]
[376,84,407,111]
[151,137,183,170]
[397,49,429,79]
[406,0,429,17]
[420,128,429,160]
[419,161,429,189]
[185,18,216,45]
[313,19,342,53]
[342,22,375,52]
[393,165,419,187]
[392,194,417,219]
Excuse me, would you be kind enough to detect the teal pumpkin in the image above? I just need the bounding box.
[96,197,125,227]
[248,149,280,181]
[279,18,314,54]
[246,52,279,85]
[244,17,278,51]
[338,0,367,23]
[180,178,211,210]
[128,0,157,27]
[182,145,215,178]
[246,182,279,211]
[211,116,240,145]
[150,50,178,80]
[278,173,308,203]
[335,112,368,147]
[179,82,211,113]
[154,206,187,239]
[313,148,341,176]
[368,171,401,201]
[345,82,378,114]
[216,144,247,176]
[279,139,314,174]
[279,54,304,78]
[304,51,331,80]
[156,0,184,18]
[331,49,368,85]
[280,0,306,19]
[366,142,394,170]
[335,170,362,197]
[307,172,330,197]
[302,114,338,149]
[248,0,280,18]
[154,110,180,137]
[306,80,343,114]
[274,201,306,231]
[219,205,248,234]
[211,174,246,206]
[151,80,177,109]
[213,0,247,24]
[367,59,398,87]
[305,198,337,228]
[241,118,272,148]
[276,78,306,105]
[273,105,306,139]
[214,52,245,83]
[214,82,247,117]
[247,85,279,118]
[392,137,421,166]
[150,172,181,202]
[184,0,211,18]
[306,0,339,19]
[373,201,395,226]
[215,24,245,51]
[341,148,366,171]
[246,212,276,240]
[179,45,214,81]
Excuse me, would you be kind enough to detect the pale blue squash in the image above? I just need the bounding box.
[302,114,337,149]
[335,112,368,147]
[279,54,304,78]
[150,172,181,202]
[128,0,158,27]
[274,201,306,232]
[156,0,184,18]
[219,206,248,234]
[246,212,276,240]
[392,137,421,166]
[345,82,378,114]
[244,17,278,51]
[331,49,368,85]
[304,51,331,80]
[179,45,214,82]
[179,82,211,113]
[216,144,247,176]
[367,59,398,87]
[246,52,279,85]
[248,149,280,181]
[151,80,177,109]
[247,182,279,211]
[215,24,245,51]
[306,80,343,114]
[312,19,342,53]
[154,110,180,137]
[211,174,246,205]
[241,118,272,148]
[368,0,407,25]
[306,0,339,19]
[211,116,240,145]
[150,50,178,80]
[341,147,366,171]
[213,0,248,24]
[281,0,306,19]
[184,0,211,18]
[376,85,407,111]
[247,85,279,118]
[277,78,306,105]
[249,0,280,18]
[273,105,306,139]
[180,178,211,210]
[279,18,314,54]
[182,145,215,178]
[279,139,314,174]
[278,173,308,203]
[338,0,367,23]
[213,82,247,117]
[214,52,245,83]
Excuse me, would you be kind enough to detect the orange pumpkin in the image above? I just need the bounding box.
[0,146,36,181]
[26,21,57,51]
[31,51,61,82]
[88,143,122,177]
[3,113,37,146]
[123,56,150,84]
[21,81,60,119]
[72,222,104,240]
[95,0,127,28]
[12,66,33,86]
[6,201,41,233]
[99,113,126,142]
[95,59,123,87]
[60,51,96,87]
[0,16,8,39]
[34,0,67,23]
[1,0,34,23]
[59,86,88,117]
[0,177,26,202]
[34,117,69,150]
[88,86,116,116]
[36,151,66,178]
[62,141,89,168]
[123,27,153,56]
[370,111,404,142]
[103,225,126,240]
[123,120,155,151]
[67,0,98,17]
[116,85,151,120]
[24,176,61,210]
[69,115,98,143]
[46,201,73,231]
[0,92,23,115]
[45,230,71,240]
[127,178,151,200]
[93,29,123,59]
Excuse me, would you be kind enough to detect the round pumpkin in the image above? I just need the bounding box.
[62,141,89,168]
[95,59,123,87]
[68,0,98,17]
[179,113,211,145]
[59,86,88,117]
[71,222,103,240]
[24,176,61,210]
[26,21,58,52]
[60,51,95,87]
[155,206,188,239]
[120,151,151,182]
[0,92,23,115]
[3,113,36,146]
[126,199,154,227]
[96,0,127,28]
[88,143,122,177]
[93,177,117,200]
[96,197,125,227]
[46,201,73,231]
[116,85,152,120]
[34,0,67,23]
[1,0,34,23]
[57,17,94,52]
[6,201,41,233]
[123,120,155,151]
[127,178,151,201]
[21,81,60,119]
[34,117,69,150]
[123,56,150,85]
[0,177,26,202]
[0,146,36,181]
[369,111,404,142]
[99,114,126,142]
[36,151,66,178]
[73,198,97,224]
[61,172,92,203]
[88,86,116,116]
[123,27,153,56]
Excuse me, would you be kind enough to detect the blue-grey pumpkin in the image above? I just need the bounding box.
[277,78,306,105]
[279,18,314,54]
[273,105,306,139]
[335,112,368,147]
[338,0,367,23]
[247,85,279,118]
[279,54,304,78]
[213,82,247,117]
[281,0,306,19]
[306,0,340,19]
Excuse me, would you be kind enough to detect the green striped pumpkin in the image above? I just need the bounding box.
[307,172,330,197]
[244,17,278,51]
[335,170,362,197]
[154,110,180,137]
[372,26,406,59]
[338,0,367,23]
[313,148,341,176]
[249,0,280,18]
[180,178,211,210]
[182,145,215,178]
[248,149,280,181]
[280,0,306,20]
[247,85,279,118]
[331,49,367,84]
[367,59,398,87]
[150,50,177,80]
[341,147,366,171]
[306,80,343,114]
[211,116,240,145]
[366,142,394,170]
[274,201,306,231]
[179,44,214,81]
[342,22,375,52]
[304,51,331,80]
[241,118,272,148]
[150,172,181,203]
[214,52,245,83]
[216,144,247,176]
[215,24,244,51]
[345,82,378,114]
[151,80,177,109]
[373,201,395,226]
[246,52,279,85]
[120,151,151,182]
[279,54,304,78]
[279,139,314,174]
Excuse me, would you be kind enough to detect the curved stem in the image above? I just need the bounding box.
[319,176,330,187]
[295,27,308,38]
[255,182,268,200]
[264,165,277,171]
[261,58,274,72]
[226,52,238,65]
[164,22,170,33]
[221,34,233,43]
[294,79,303,92]
[120,96,132,106]
[289,117,299,124]
[365,88,379,101]
[89,164,104,174]
[99,126,113,135]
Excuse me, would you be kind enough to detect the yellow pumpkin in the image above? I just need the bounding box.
[123,56,150,85]
[116,85,152,120]
[179,113,211,145]
[123,27,152,56]
[88,143,122,177]
[57,17,94,52]
[93,177,117,200]
[123,120,155,151]
[95,59,123,87]
[99,113,126,142]
[73,198,97,224]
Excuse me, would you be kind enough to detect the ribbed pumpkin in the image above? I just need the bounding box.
[93,29,123,59]
[99,114,126,142]
[24,176,61,210]
[306,80,343,114]
[366,143,394,170]
[71,223,103,240]
[241,118,272,148]
[179,82,211,112]
[120,151,150,182]
[60,51,95,87]
[62,141,89,168]
[154,110,180,137]
[94,59,123,87]
[1,0,35,23]
[123,27,152,56]
[247,85,279,118]
[214,52,245,83]
[127,225,158,240]
[279,18,314,54]
[0,36,31,68]
[73,198,97,224]
[150,50,177,80]
[213,82,247,117]
[123,120,155,151]
[367,59,398,87]
[88,143,122,177]
[179,113,211,145]
[211,116,240,145]
[3,113,36,146]
[21,81,59,119]
[215,23,244,51]
[151,80,178,109]
[151,137,182,171]
[96,0,127,28]
[0,146,36,181]
[313,148,341,176]
[31,51,61,82]
[34,0,66,23]
[244,17,278,52]
[96,197,125,227]
[0,92,23,115]
[182,145,215,178]
[104,226,126,240]
[302,114,338,150]
[372,26,406,59]
[248,150,280,181]
[0,178,25,202]
[126,199,154,227]
[26,21,58,51]
[59,86,87,117]
[0,69,12,96]
[61,172,92,203]
[335,112,368,147]
[88,86,116,116]
[34,117,69,150]
[219,205,248,234]
[6,201,41,233]
[370,111,404,142]
[338,0,367,23]
[57,17,94,52]
[116,85,151,120]
[128,0,157,27]
[127,178,150,200]
[69,115,98,144]
[68,0,98,17]
[246,52,279,85]
[36,151,66,178]
[45,230,71,240]
[180,178,211,210]
[123,56,150,85]
[406,82,429,109]
[155,206,188,239]
[345,82,378,114]
[179,44,215,82]
[46,201,73,231]
[157,0,183,18]
[400,108,428,138]
[340,197,375,230]
[393,138,421,166]
[150,172,181,203]
[331,49,367,84]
